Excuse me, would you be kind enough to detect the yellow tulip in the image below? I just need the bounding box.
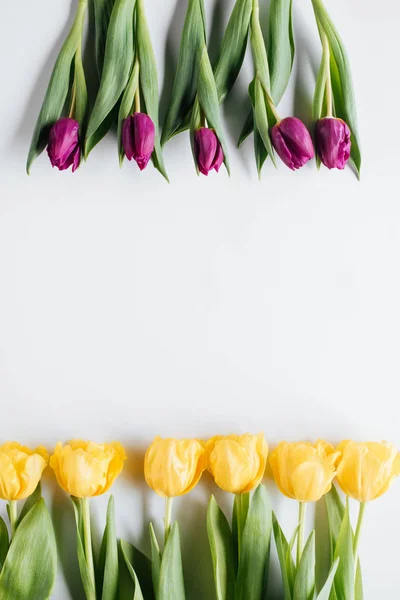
[336,440,400,502]
[50,440,127,498]
[269,440,340,502]
[144,437,206,497]
[0,442,48,501]
[206,433,268,494]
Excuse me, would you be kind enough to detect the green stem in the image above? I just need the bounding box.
[320,28,333,117]
[353,502,366,559]
[82,498,96,600]
[236,494,243,560]
[164,496,173,547]
[9,500,18,537]
[296,502,306,567]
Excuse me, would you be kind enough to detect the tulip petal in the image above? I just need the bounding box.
[195,128,218,176]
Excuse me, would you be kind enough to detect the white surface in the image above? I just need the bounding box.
[1,0,400,597]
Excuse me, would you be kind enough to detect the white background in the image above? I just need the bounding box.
[1,0,400,597]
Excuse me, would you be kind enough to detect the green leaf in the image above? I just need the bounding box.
[232,492,249,573]
[325,486,345,558]
[72,46,88,129]
[311,0,361,176]
[17,483,42,527]
[249,4,271,96]
[268,0,294,104]
[26,0,87,173]
[85,0,136,156]
[272,513,293,600]
[355,560,363,600]
[0,499,57,599]
[93,0,116,75]
[136,0,168,180]
[161,0,205,144]
[235,485,272,600]
[150,523,162,599]
[120,540,146,600]
[293,531,315,600]
[98,496,119,600]
[207,495,235,600]
[333,504,355,600]
[316,558,339,600]
[238,110,253,147]
[214,0,252,103]
[197,46,230,174]
[71,497,96,600]
[286,524,300,593]
[117,57,139,165]
[253,77,276,168]
[0,517,9,570]
[119,540,155,600]
[158,522,185,600]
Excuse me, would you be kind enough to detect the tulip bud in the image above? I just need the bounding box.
[270,117,314,170]
[315,117,351,170]
[122,112,155,170]
[194,128,224,176]
[47,117,80,172]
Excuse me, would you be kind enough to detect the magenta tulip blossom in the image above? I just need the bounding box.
[47,118,80,172]
[122,113,155,170]
[270,117,314,170]
[315,117,351,170]
[194,128,224,176]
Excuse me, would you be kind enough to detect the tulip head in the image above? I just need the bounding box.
[194,128,224,176]
[270,117,314,170]
[47,118,80,172]
[50,440,127,498]
[122,112,155,170]
[0,442,48,501]
[315,117,351,170]
[269,440,340,503]
[206,433,268,494]
[144,437,206,497]
[336,441,400,502]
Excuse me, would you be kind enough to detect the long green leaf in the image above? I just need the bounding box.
[253,78,276,167]
[136,0,168,180]
[71,497,96,600]
[17,483,42,527]
[72,45,88,129]
[207,495,235,600]
[293,531,315,600]
[158,522,185,600]
[117,57,139,165]
[214,0,252,103]
[272,514,293,600]
[0,499,57,599]
[98,496,119,600]
[119,540,155,600]
[120,540,146,600]
[0,517,9,570]
[150,523,162,599]
[325,486,345,558]
[85,0,136,156]
[317,558,339,600]
[355,560,363,600]
[93,0,116,74]
[333,504,355,600]
[268,0,294,103]
[26,0,87,173]
[235,485,272,600]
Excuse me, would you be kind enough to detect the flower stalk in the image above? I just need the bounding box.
[296,502,306,567]
[353,501,366,559]
[164,496,173,546]
[9,500,18,538]
[82,497,96,600]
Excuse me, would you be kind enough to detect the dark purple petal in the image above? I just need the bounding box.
[47,118,80,172]
[195,128,218,176]
[122,117,135,161]
[211,141,224,173]
[71,145,81,173]
[271,117,314,170]
[122,113,155,170]
[316,117,351,170]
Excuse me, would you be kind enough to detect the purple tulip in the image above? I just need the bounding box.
[270,117,314,170]
[315,117,351,170]
[194,128,224,176]
[47,118,80,172]
[122,112,155,170]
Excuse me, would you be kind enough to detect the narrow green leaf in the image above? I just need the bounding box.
[316,558,339,600]
[158,522,185,600]
[272,513,293,600]
[0,499,57,599]
[286,524,300,593]
[214,0,252,103]
[333,504,355,600]
[207,495,235,600]
[71,497,96,600]
[120,540,145,600]
[268,0,295,103]
[253,78,276,167]
[72,46,88,129]
[235,485,272,600]
[136,0,168,180]
[355,560,363,600]
[93,0,116,75]
[150,523,162,599]
[197,46,230,174]
[325,486,345,557]
[117,58,139,165]
[26,0,87,173]
[85,0,136,156]
[293,531,315,600]
[0,516,9,569]
[17,483,42,527]
[238,110,253,147]
[98,496,119,600]
[250,4,271,96]
[119,540,155,600]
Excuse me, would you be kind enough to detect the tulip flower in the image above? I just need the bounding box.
[47,118,81,172]
[0,442,49,502]
[206,433,268,494]
[122,112,155,170]
[270,117,315,170]
[194,128,224,176]
[315,117,351,170]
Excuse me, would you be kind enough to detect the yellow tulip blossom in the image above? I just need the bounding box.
[50,440,127,498]
[269,440,340,502]
[0,442,49,501]
[145,437,206,497]
[206,433,268,494]
[336,440,400,502]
